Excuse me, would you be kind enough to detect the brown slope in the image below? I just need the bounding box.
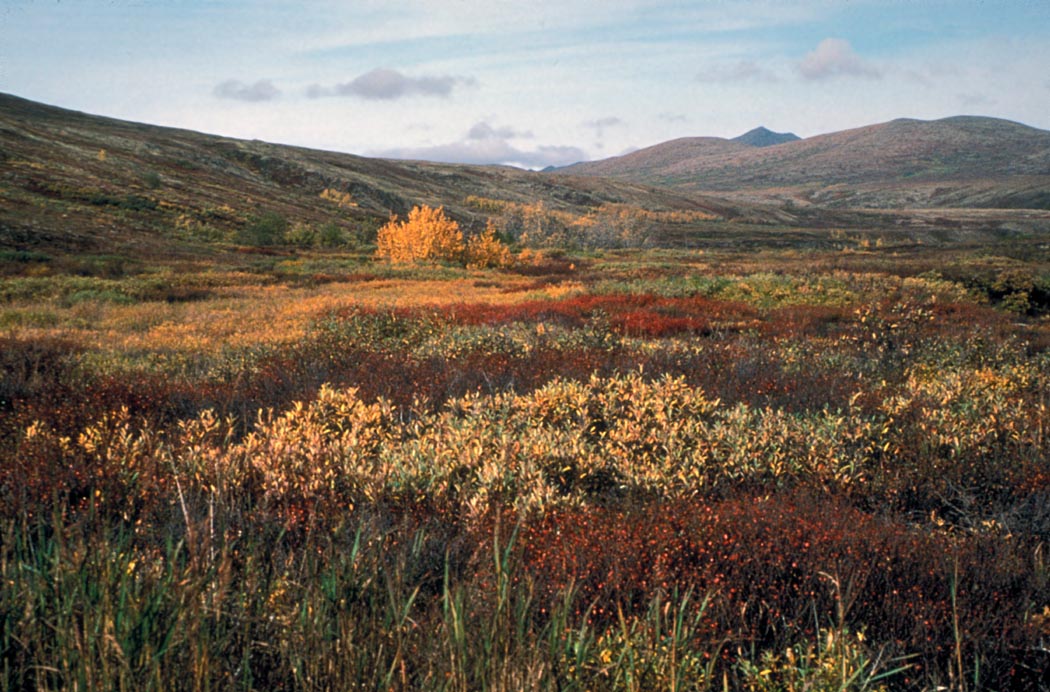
[0,93,777,258]
[560,117,1050,209]
[560,137,754,186]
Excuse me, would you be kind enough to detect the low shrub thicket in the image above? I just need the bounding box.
[3,271,1049,689]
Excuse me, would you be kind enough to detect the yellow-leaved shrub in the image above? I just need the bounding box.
[376,205,464,263]
[319,187,357,209]
[466,221,514,269]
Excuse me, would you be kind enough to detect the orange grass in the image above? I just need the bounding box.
[0,274,585,356]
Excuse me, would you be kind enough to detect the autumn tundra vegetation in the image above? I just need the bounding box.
[2,189,1049,691]
[7,90,1050,689]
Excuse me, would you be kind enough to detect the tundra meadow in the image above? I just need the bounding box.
[2,204,1050,690]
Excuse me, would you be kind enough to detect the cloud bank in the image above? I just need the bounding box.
[307,68,475,100]
[583,116,625,134]
[797,39,881,80]
[467,122,534,140]
[372,120,585,169]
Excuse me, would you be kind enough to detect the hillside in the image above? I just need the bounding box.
[560,116,1050,209]
[556,137,753,187]
[0,93,762,259]
[4,93,1049,262]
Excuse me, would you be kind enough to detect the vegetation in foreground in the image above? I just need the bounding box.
[3,229,1050,690]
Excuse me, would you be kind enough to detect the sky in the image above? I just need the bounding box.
[2,0,1049,169]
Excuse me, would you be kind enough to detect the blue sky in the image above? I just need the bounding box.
[3,0,1049,168]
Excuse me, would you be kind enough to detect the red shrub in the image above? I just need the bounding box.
[516,491,1046,685]
[426,293,756,337]
[762,304,850,338]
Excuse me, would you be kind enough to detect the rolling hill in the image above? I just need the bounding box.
[0,93,762,259]
[3,93,1049,262]
[559,117,1050,209]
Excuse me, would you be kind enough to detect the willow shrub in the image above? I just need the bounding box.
[376,205,465,264]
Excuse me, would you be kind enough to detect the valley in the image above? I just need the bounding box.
[2,93,1050,690]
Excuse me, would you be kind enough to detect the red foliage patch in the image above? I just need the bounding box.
[761,304,850,338]
[515,491,1044,684]
[389,293,760,338]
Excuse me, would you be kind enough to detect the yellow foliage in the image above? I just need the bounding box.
[466,197,717,249]
[319,188,357,209]
[466,221,514,269]
[375,205,465,263]
[464,195,510,213]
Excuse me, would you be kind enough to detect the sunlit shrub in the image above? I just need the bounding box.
[465,221,514,269]
[376,205,464,263]
[233,385,398,517]
[319,187,357,209]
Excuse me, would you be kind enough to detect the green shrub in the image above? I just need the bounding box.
[0,250,52,264]
[238,212,289,246]
[285,222,318,248]
[318,222,347,248]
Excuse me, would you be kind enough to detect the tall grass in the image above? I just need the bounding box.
[2,506,939,691]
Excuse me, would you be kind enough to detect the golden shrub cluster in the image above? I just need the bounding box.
[27,363,1040,518]
[465,196,716,249]
[376,205,465,263]
[319,188,357,209]
[466,221,514,269]
[466,197,575,247]
[377,205,514,268]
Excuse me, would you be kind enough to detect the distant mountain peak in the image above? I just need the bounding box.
[560,115,1050,210]
[732,126,801,147]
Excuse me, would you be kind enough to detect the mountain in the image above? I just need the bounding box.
[559,117,1050,209]
[0,93,765,258]
[731,127,800,148]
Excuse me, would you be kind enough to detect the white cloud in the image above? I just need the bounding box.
[584,116,624,128]
[371,120,585,168]
[306,68,475,100]
[467,121,534,140]
[797,38,880,81]
[297,0,617,50]
[696,59,777,83]
[11,0,1050,165]
[582,116,625,138]
[213,79,281,102]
